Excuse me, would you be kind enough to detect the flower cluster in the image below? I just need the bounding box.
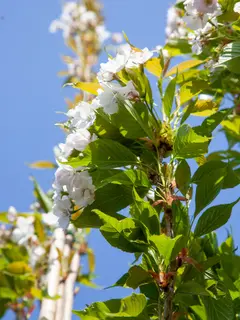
[166,0,223,55]
[8,208,46,268]
[52,43,154,228]
[184,0,222,54]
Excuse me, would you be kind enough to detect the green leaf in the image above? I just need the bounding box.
[174,124,209,159]
[195,108,233,137]
[98,212,150,253]
[175,160,191,196]
[179,80,209,105]
[222,116,240,141]
[109,266,153,290]
[218,41,240,71]
[150,234,184,267]
[165,59,204,77]
[31,177,52,213]
[92,110,123,140]
[73,293,148,319]
[111,102,149,139]
[164,39,192,56]
[6,261,32,275]
[28,161,56,169]
[190,305,207,320]
[124,101,155,140]
[176,281,209,296]
[192,160,227,184]
[66,139,138,169]
[202,295,234,320]
[34,216,46,243]
[145,57,162,77]
[130,189,160,235]
[163,77,177,118]
[194,168,226,216]
[97,170,150,190]
[172,201,190,236]
[0,287,17,300]
[65,81,101,95]
[194,199,239,237]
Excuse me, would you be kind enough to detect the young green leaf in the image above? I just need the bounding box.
[150,234,184,267]
[194,199,239,237]
[99,215,150,253]
[194,168,227,216]
[174,124,209,159]
[65,139,138,169]
[73,293,148,319]
[163,76,177,118]
[131,189,160,235]
[31,177,52,213]
[179,80,208,105]
[175,159,191,196]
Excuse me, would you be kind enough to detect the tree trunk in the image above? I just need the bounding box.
[39,228,65,320]
[62,251,80,320]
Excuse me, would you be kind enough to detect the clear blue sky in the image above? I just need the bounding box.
[0,1,239,319]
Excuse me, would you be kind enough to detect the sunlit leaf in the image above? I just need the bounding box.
[165,59,204,77]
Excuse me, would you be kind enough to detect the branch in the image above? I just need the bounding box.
[39,228,65,320]
[62,251,80,320]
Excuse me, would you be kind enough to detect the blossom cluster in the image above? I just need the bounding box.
[7,207,46,268]
[166,0,224,54]
[50,1,123,81]
[52,44,154,229]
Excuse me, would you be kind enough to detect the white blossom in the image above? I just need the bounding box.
[166,7,187,39]
[52,195,72,229]
[69,171,95,208]
[53,166,95,209]
[42,212,59,227]
[126,47,153,68]
[7,206,17,222]
[97,44,153,82]
[67,101,96,130]
[94,81,139,115]
[60,129,97,159]
[188,32,203,55]
[96,25,111,43]
[79,11,97,29]
[234,2,240,13]
[30,245,45,268]
[184,0,221,15]
[112,33,123,43]
[11,216,35,245]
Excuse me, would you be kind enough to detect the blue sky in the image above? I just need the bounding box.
[0,0,239,319]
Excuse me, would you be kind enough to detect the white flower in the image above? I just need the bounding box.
[126,47,153,68]
[11,216,35,245]
[66,129,97,153]
[60,129,97,159]
[7,206,17,222]
[166,7,187,39]
[97,51,129,82]
[184,0,221,15]
[42,212,59,227]
[52,195,72,229]
[54,165,75,191]
[53,166,95,209]
[188,32,203,54]
[234,2,240,13]
[94,81,139,115]
[69,171,95,207]
[67,101,96,130]
[97,44,153,82]
[30,245,45,268]
[96,25,111,43]
[80,11,97,28]
[112,33,123,43]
